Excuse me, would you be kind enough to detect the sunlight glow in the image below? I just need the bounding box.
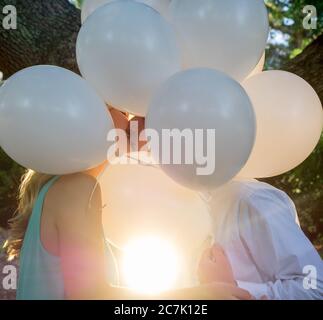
[122,236,180,295]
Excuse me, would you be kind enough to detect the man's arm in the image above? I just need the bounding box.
[237,188,323,300]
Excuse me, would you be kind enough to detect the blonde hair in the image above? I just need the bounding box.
[4,169,53,261]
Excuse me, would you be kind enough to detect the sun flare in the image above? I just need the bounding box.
[122,236,180,295]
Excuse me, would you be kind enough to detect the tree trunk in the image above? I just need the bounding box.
[0,0,80,77]
[282,34,323,104]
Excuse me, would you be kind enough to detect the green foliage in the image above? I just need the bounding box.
[265,0,323,68]
[73,0,83,9]
[263,135,323,248]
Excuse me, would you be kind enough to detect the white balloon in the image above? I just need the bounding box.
[146,68,256,190]
[100,158,212,287]
[0,65,114,174]
[169,0,269,81]
[77,0,180,116]
[81,0,171,23]
[139,0,171,17]
[100,159,212,253]
[239,71,323,178]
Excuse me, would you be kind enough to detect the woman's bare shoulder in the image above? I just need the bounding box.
[47,173,102,216]
[57,172,98,187]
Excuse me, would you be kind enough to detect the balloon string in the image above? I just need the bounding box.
[199,191,213,203]
[87,163,108,211]
[86,163,121,285]
[86,154,159,280]
[126,154,159,169]
[105,238,121,286]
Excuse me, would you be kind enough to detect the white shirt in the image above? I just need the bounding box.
[204,179,323,300]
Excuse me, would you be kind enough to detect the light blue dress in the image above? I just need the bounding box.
[17,176,118,300]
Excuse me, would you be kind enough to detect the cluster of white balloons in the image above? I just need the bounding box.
[76,0,322,190]
[0,0,320,182]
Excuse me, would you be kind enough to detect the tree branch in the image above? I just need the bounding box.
[282,33,323,105]
[0,0,81,78]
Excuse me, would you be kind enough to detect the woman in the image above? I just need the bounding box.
[4,109,250,300]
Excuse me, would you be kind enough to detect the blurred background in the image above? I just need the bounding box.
[0,0,322,298]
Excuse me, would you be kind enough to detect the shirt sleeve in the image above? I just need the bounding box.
[236,187,323,300]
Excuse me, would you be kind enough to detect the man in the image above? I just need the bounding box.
[198,179,323,300]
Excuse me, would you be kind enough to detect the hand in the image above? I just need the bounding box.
[198,244,236,286]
